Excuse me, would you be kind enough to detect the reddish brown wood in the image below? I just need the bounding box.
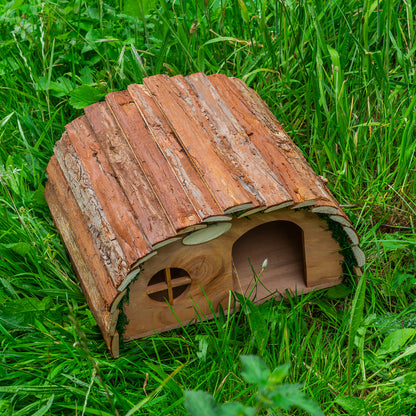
[84,101,175,247]
[45,157,118,353]
[44,72,364,356]
[143,74,256,213]
[65,116,151,265]
[45,157,118,307]
[184,73,292,208]
[105,89,200,233]
[54,133,129,287]
[127,83,225,222]
[208,74,307,204]
[209,74,336,207]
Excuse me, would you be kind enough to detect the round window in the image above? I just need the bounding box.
[146,268,191,304]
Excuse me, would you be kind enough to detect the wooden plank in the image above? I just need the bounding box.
[209,74,338,208]
[143,74,256,213]
[84,101,175,247]
[237,206,266,218]
[45,157,118,307]
[45,158,116,351]
[311,205,339,215]
[182,222,232,245]
[65,116,152,265]
[352,246,366,267]
[332,207,352,224]
[110,290,127,314]
[54,133,128,288]
[111,332,119,359]
[330,213,352,227]
[233,76,343,209]
[343,227,359,245]
[184,72,292,208]
[105,90,200,233]
[264,201,294,213]
[108,308,120,336]
[128,83,224,222]
[152,237,181,250]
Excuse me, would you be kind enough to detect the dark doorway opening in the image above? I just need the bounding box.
[232,221,306,301]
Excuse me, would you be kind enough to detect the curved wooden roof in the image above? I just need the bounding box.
[45,73,364,355]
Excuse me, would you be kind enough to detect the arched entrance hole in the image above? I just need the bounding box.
[232,221,306,300]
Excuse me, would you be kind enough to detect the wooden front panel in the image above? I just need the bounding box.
[123,238,233,339]
[123,209,343,340]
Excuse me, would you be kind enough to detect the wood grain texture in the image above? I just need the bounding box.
[232,220,305,296]
[127,83,224,222]
[123,231,233,340]
[143,74,256,212]
[53,133,128,287]
[84,101,174,247]
[343,227,360,245]
[182,222,232,245]
[184,72,291,207]
[311,205,339,215]
[123,209,343,340]
[65,116,151,264]
[352,246,366,268]
[111,332,119,359]
[330,214,352,227]
[209,74,338,208]
[45,157,117,351]
[44,72,363,351]
[105,89,200,233]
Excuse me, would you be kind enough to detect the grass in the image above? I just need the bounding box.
[0,0,416,414]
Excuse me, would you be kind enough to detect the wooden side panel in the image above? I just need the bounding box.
[111,332,120,359]
[65,116,151,264]
[106,90,200,232]
[143,74,256,212]
[294,213,344,286]
[184,72,292,207]
[127,83,223,221]
[54,133,128,287]
[45,157,116,350]
[84,101,175,247]
[209,74,337,207]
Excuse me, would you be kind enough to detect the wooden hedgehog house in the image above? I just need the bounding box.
[45,72,365,357]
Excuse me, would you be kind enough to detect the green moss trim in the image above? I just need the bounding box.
[319,214,357,277]
[115,266,142,340]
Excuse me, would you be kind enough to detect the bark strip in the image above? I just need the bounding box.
[143,74,256,212]
[85,101,175,246]
[54,133,128,287]
[106,90,200,233]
